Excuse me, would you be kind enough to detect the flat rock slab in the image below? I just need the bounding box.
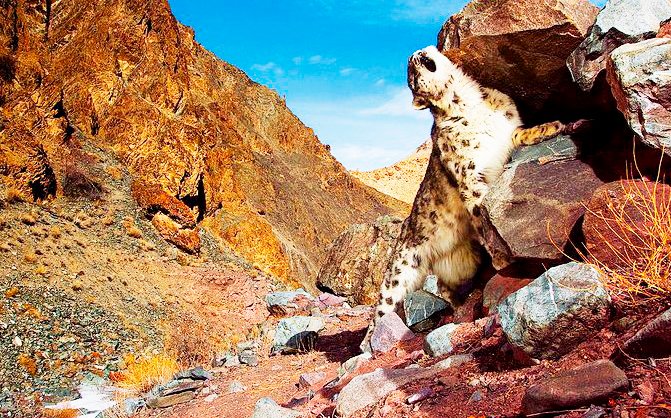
[622,308,671,359]
[498,262,610,359]
[335,367,436,417]
[568,0,671,91]
[271,316,324,355]
[404,290,449,332]
[482,136,604,269]
[607,37,671,155]
[146,390,196,409]
[371,312,415,354]
[251,397,301,418]
[522,360,629,415]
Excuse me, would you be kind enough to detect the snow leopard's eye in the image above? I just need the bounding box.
[420,55,436,73]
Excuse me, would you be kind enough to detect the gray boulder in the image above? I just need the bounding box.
[422,275,440,296]
[271,316,324,355]
[251,397,301,418]
[424,324,459,357]
[403,290,449,332]
[568,0,671,91]
[482,136,604,270]
[498,262,611,359]
[607,38,671,155]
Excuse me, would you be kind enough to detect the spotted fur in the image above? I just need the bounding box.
[361,46,572,351]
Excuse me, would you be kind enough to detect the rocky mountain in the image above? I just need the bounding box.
[350,140,430,206]
[0,0,405,288]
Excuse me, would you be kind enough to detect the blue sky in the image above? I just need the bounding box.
[169,0,607,171]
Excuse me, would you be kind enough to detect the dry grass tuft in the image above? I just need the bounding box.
[24,248,38,263]
[39,408,79,418]
[20,213,36,225]
[165,316,213,368]
[116,354,179,394]
[582,162,670,304]
[6,188,24,204]
[18,353,37,376]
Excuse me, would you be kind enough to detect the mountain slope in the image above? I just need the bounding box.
[351,140,431,206]
[0,0,406,286]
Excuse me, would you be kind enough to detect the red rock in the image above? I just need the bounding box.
[658,19,671,39]
[438,0,598,121]
[370,312,415,354]
[522,360,629,415]
[453,289,483,323]
[299,371,327,389]
[583,180,671,272]
[482,274,532,315]
[622,308,671,359]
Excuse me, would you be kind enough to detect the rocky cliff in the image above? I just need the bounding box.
[0,0,405,287]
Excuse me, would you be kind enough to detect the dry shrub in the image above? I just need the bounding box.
[6,187,24,203]
[62,162,104,200]
[583,165,670,303]
[24,248,38,263]
[116,354,179,394]
[165,316,213,368]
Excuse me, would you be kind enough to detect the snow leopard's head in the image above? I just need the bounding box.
[407,45,458,110]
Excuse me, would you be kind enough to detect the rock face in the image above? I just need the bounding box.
[316,216,403,305]
[622,308,671,359]
[498,262,611,359]
[424,320,486,358]
[481,136,604,270]
[522,360,629,415]
[0,0,405,288]
[583,180,671,272]
[568,0,671,92]
[607,38,671,155]
[438,0,598,121]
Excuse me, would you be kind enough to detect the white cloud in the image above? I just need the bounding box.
[339,67,355,76]
[308,55,337,65]
[292,56,303,65]
[288,86,431,170]
[375,78,386,87]
[251,62,285,77]
[360,87,430,120]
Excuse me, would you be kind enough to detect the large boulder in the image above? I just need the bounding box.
[522,360,629,415]
[370,312,415,354]
[498,262,611,359]
[316,215,403,305]
[568,0,671,92]
[481,136,605,270]
[607,38,671,155]
[438,0,598,121]
[583,180,671,272]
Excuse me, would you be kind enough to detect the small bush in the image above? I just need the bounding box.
[165,316,213,368]
[6,188,24,203]
[116,354,179,394]
[62,163,104,200]
[584,177,670,303]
